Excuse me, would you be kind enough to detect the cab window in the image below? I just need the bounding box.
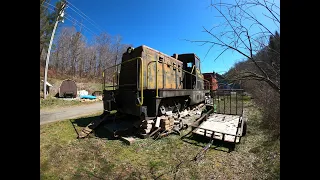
[195,57,200,72]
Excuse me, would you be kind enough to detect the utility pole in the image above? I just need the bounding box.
[43,2,66,99]
[114,49,118,90]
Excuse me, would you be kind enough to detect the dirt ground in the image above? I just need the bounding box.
[40,101,103,125]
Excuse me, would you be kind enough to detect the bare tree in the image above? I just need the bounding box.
[86,45,97,77]
[188,0,280,93]
[51,27,75,75]
[78,43,86,78]
[94,33,112,79]
[185,0,280,134]
[70,31,85,76]
[110,35,132,84]
[45,25,131,81]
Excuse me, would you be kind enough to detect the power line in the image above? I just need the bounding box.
[66,2,104,33]
[43,2,101,35]
[42,4,98,36]
[66,0,105,32]
[65,15,98,36]
[65,13,98,36]
[43,1,57,9]
[42,4,97,35]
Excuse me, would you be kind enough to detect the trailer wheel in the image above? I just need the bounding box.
[242,118,247,136]
[228,144,236,153]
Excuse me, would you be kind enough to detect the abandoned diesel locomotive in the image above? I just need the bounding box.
[102,45,210,134]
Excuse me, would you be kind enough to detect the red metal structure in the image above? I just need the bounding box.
[59,79,77,98]
[202,73,218,91]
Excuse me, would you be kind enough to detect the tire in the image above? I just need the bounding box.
[228,144,236,153]
[242,117,247,136]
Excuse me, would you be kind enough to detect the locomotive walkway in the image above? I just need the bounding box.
[40,101,103,125]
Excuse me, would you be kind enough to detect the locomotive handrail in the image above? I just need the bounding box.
[178,65,211,90]
[156,56,158,98]
[190,64,195,74]
[137,57,144,106]
[146,60,159,98]
[103,57,144,106]
[103,56,142,90]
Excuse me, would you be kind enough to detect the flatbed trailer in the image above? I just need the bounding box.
[191,89,247,149]
[193,113,246,143]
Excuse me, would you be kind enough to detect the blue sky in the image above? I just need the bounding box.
[47,0,280,74]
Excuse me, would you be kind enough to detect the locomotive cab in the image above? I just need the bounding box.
[176,53,204,90]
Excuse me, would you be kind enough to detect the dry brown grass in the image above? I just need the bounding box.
[242,81,280,137]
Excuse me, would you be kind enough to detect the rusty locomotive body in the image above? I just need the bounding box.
[102,45,210,125]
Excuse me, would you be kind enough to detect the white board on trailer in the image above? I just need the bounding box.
[193,113,243,143]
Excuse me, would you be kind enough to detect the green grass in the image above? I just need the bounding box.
[242,95,252,101]
[40,101,280,180]
[40,77,105,110]
[239,101,280,179]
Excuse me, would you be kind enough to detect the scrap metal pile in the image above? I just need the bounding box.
[139,103,206,139]
[76,102,207,140]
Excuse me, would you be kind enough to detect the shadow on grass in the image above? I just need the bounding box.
[181,131,236,153]
[72,115,100,127]
[70,115,114,140]
[70,114,140,140]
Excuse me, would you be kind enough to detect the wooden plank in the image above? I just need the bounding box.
[198,114,241,136]
[142,120,154,124]
[160,120,170,124]
[155,117,161,127]
[149,127,161,137]
[141,123,152,129]
[142,129,151,134]
[120,136,136,145]
[193,128,240,143]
